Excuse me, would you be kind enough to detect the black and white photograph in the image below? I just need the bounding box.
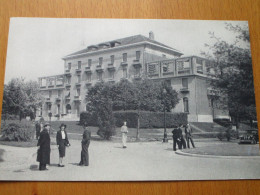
[0,18,259,181]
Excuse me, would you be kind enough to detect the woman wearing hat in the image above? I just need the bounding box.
[56,123,70,167]
[37,123,51,171]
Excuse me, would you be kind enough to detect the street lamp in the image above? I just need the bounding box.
[163,88,168,142]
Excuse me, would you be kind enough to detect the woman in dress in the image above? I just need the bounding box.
[121,121,128,148]
[79,123,91,166]
[56,123,70,167]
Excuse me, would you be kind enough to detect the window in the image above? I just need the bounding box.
[109,71,114,79]
[177,59,190,75]
[88,59,92,67]
[123,68,127,78]
[136,51,141,60]
[49,91,52,98]
[148,63,157,75]
[78,61,81,69]
[67,77,71,84]
[76,88,80,96]
[97,72,103,81]
[183,98,189,113]
[110,55,115,64]
[123,53,127,62]
[77,75,81,83]
[99,57,103,66]
[58,90,61,97]
[86,74,91,82]
[48,104,52,112]
[68,63,71,70]
[182,78,188,89]
[135,67,141,76]
[196,58,203,65]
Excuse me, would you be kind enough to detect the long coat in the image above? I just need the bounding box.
[37,129,51,164]
[79,129,91,166]
[56,130,69,157]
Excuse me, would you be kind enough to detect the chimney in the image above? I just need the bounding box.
[149,31,154,40]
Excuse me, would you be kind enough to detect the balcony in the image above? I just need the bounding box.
[133,74,142,80]
[85,81,92,86]
[207,88,220,96]
[180,87,189,93]
[65,69,72,76]
[85,66,92,74]
[65,96,70,101]
[74,95,81,102]
[96,65,104,72]
[45,97,51,103]
[40,85,46,89]
[75,69,82,74]
[107,78,115,83]
[75,82,81,87]
[65,83,71,88]
[48,84,54,88]
[56,83,64,87]
[132,59,142,68]
[107,63,116,71]
[121,61,128,67]
[55,97,61,102]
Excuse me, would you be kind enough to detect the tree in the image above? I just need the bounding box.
[2,78,43,120]
[202,23,256,127]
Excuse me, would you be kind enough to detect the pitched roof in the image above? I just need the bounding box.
[64,34,182,58]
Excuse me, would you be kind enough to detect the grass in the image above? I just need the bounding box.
[0,139,56,147]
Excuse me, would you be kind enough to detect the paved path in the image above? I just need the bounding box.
[0,140,260,181]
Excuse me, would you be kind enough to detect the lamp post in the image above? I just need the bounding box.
[163,89,168,142]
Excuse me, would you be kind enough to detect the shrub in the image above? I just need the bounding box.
[0,119,34,141]
[113,111,187,128]
[80,112,98,126]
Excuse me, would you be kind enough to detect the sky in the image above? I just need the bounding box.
[4,18,249,83]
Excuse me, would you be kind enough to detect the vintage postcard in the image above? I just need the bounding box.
[0,18,259,181]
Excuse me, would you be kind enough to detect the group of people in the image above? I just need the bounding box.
[36,122,91,171]
[172,123,195,151]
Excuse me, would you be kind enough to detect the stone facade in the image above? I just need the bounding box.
[38,33,229,122]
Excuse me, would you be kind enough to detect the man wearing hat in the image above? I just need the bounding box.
[37,123,51,171]
[56,123,70,167]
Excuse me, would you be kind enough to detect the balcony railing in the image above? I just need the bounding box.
[180,87,189,93]
[85,81,92,86]
[76,68,82,73]
[45,97,51,103]
[107,63,116,71]
[207,88,220,96]
[75,82,81,87]
[74,95,81,102]
[132,59,141,68]
[133,74,142,80]
[65,70,72,76]
[121,61,128,67]
[56,97,61,102]
[96,65,104,72]
[65,83,71,88]
[85,66,92,74]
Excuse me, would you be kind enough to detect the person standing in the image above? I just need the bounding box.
[185,123,195,148]
[56,123,70,167]
[178,125,186,149]
[35,121,41,140]
[79,123,91,166]
[37,123,51,171]
[121,121,128,148]
[172,126,179,151]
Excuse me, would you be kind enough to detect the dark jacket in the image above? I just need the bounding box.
[82,129,91,146]
[35,123,41,132]
[172,128,179,139]
[56,130,69,146]
[37,129,51,164]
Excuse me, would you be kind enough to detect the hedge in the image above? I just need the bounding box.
[114,111,187,128]
[80,110,187,129]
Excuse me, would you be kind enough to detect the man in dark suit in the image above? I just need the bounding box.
[56,123,70,167]
[172,126,179,151]
[79,123,91,166]
[37,123,51,171]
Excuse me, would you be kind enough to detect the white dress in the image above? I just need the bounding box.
[121,125,128,147]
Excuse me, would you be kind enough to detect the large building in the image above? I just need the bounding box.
[38,32,229,122]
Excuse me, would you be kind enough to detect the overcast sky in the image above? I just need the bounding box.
[4,18,249,83]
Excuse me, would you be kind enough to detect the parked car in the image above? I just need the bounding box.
[239,129,259,144]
